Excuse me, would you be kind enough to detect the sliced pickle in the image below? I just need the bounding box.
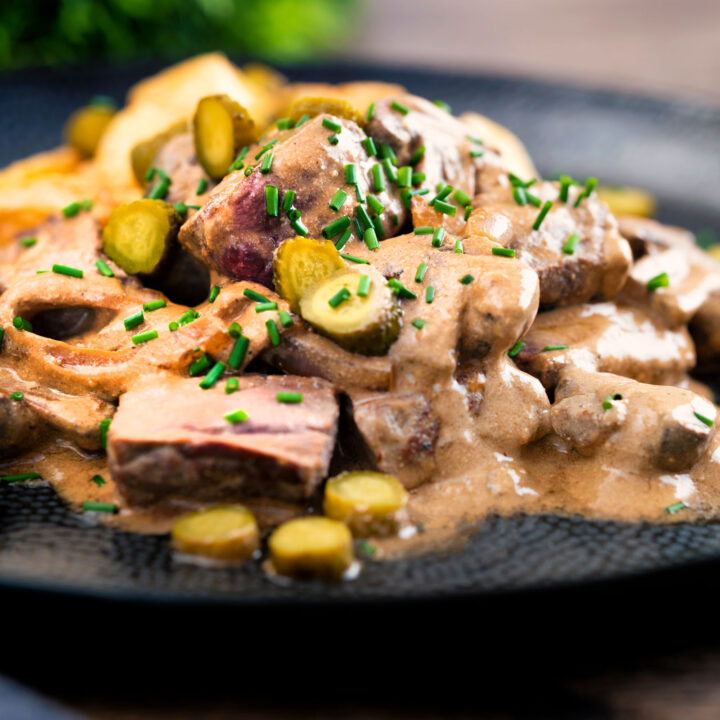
[171,505,259,561]
[324,471,408,537]
[130,120,189,185]
[102,199,181,276]
[268,516,353,580]
[63,105,116,158]
[193,94,258,179]
[299,267,401,356]
[273,236,345,313]
[288,96,365,127]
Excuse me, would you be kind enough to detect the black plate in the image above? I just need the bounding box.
[1,61,719,605]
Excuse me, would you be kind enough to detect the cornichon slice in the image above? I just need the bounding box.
[268,517,353,580]
[64,104,116,158]
[171,505,259,561]
[193,94,258,179]
[299,267,401,356]
[324,471,408,537]
[102,199,181,276]
[273,236,345,313]
[288,96,365,127]
[130,120,188,185]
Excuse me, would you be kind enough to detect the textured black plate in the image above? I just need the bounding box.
[1,60,719,605]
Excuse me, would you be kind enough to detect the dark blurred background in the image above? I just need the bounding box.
[2,0,719,105]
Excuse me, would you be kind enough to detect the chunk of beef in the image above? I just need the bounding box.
[514,301,695,389]
[108,375,338,506]
[552,367,715,472]
[466,171,632,308]
[0,390,43,457]
[617,215,696,259]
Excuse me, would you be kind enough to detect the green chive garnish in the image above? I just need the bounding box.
[410,145,426,166]
[131,330,158,345]
[340,253,369,264]
[415,262,428,283]
[391,100,409,115]
[362,137,377,156]
[328,134,339,145]
[243,288,269,303]
[123,311,144,330]
[415,226,433,235]
[452,189,471,206]
[367,195,385,215]
[10,391,23,401]
[563,234,580,255]
[266,185,279,216]
[266,319,280,346]
[295,114,310,127]
[282,189,296,212]
[290,218,308,236]
[357,274,371,297]
[371,164,385,192]
[574,177,598,208]
[91,474,106,487]
[387,278,417,300]
[228,322,242,338]
[52,264,83,278]
[533,201,553,230]
[432,227,445,247]
[559,175,573,202]
[470,150,484,158]
[381,158,398,182]
[322,216,351,239]
[196,178,208,195]
[12,316,32,332]
[2,472,41,483]
[345,164,357,184]
[208,285,220,304]
[508,341,525,358]
[178,308,200,326]
[62,199,92,218]
[433,199,456,217]
[366,102,375,121]
[397,166,412,188]
[602,392,622,410]
[278,310,293,327]
[454,239,464,254]
[99,418,111,449]
[276,117,294,130]
[255,302,278,313]
[225,409,249,424]
[255,139,278,160]
[356,205,373,230]
[83,501,116,514]
[459,274,474,285]
[425,286,435,303]
[228,336,250,369]
[140,300,165,314]
[695,411,715,427]
[433,99,451,112]
[225,377,239,394]
[96,259,114,277]
[199,361,226,390]
[364,227,379,250]
[322,117,342,133]
[260,152,274,174]
[277,392,303,404]
[492,247,516,258]
[647,272,670,291]
[666,501,688,515]
[329,189,348,212]
[544,344,569,351]
[20,236,37,247]
[189,353,212,376]
[412,318,427,329]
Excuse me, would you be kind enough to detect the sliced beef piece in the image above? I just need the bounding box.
[147,132,213,206]
[690,296,720,370]
[514,301,695,389]
[617,215,696,259]
[109,375,338,506]
[466,171,632,308]
[552,367,715,472]
[0,391,44,457]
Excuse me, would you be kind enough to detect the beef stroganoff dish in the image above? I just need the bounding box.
[2,54,720,580]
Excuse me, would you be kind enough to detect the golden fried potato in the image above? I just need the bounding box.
[0,146,82,189]
[460,112,538,179]
[597,185,656,218]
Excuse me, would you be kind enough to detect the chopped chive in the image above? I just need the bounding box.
[470,150,484,158]
[335,228,352,250]
[225,377,239,394]
[295,114,311,127]
[459,274,474,285]
[396,166,412,188]
[174,202,188,217]
[62,200,91,218]
[387,278,417,300]
[340,253,369,264]
[415,262,428,283]
[82,501,117,514]
[433,99,452,112]
[131,329,158,345]
[602,392,623,410]
[147,176,170,199]
[344,164,358,185]
[2,472,41,483]
[509,173,535,188]
[647,272,670,291]
[464,205,472,221]
[695,411,715,428]
[366,102,375,121]
[543,344,569,351]
[276,117,294,130]
[199,361,226,390]
[454,239,464,254]
[196,178,208,195]
[367,195,385,215]
[415,226,433,235]
[225,409,249,424]
[362,137,377,156]
[208,285,221,304]
[322,117,342,133]
[433,199,456,217]
[189,353,212,376]
[91,474,106,487]
[513,187,528,206]
[352,274,371,298]
[228,322,242,338]
[278,310,293,328]
[574,177,598,208]
[508,341,525,358]
[322,215,351,239]
[229,146,250,171]
[123,311,144,330]
[10,391,23,401]
[260,152,274,174]
[20,236,37,247]
[99,418,111,449]
[425,285,435,303]
[266,319,280,346]
[265,185,279,216]
[355,184,366,203]
[290,218,308,236]
[364,227,379,250]
[282,189,296,212]
[243,288,269,303]
[277,391,303,404]
[533,200,553,230]
[356,204,373,230]
[666,501,688,515]
[0,326,4,347]
[254,139,278,160]
[228,336,250,369]
[95,259,114,277]
[526,192,542,207]
[329,189,348,212]
[412,171,426,185]
[328,134,339,145]
[391,100,409,115]
[559,175,573,202]
[371,164,385,192]
[52,264,83,278]
[255,302,278,313]
[381,158,398,182]
[411,318,427,329]
[372,215,385,239]
[410,145,426,166]
[12,316,32,332]
[492,247,516,258]
[244,166,254,177]
[432,227,445,247]
[466,135,484,145]
[178,308,200,326]
[452,189,472,206]
[142,300,166,313]
[563,234,580,255]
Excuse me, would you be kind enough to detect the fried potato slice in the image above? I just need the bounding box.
[0,146,82,189]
